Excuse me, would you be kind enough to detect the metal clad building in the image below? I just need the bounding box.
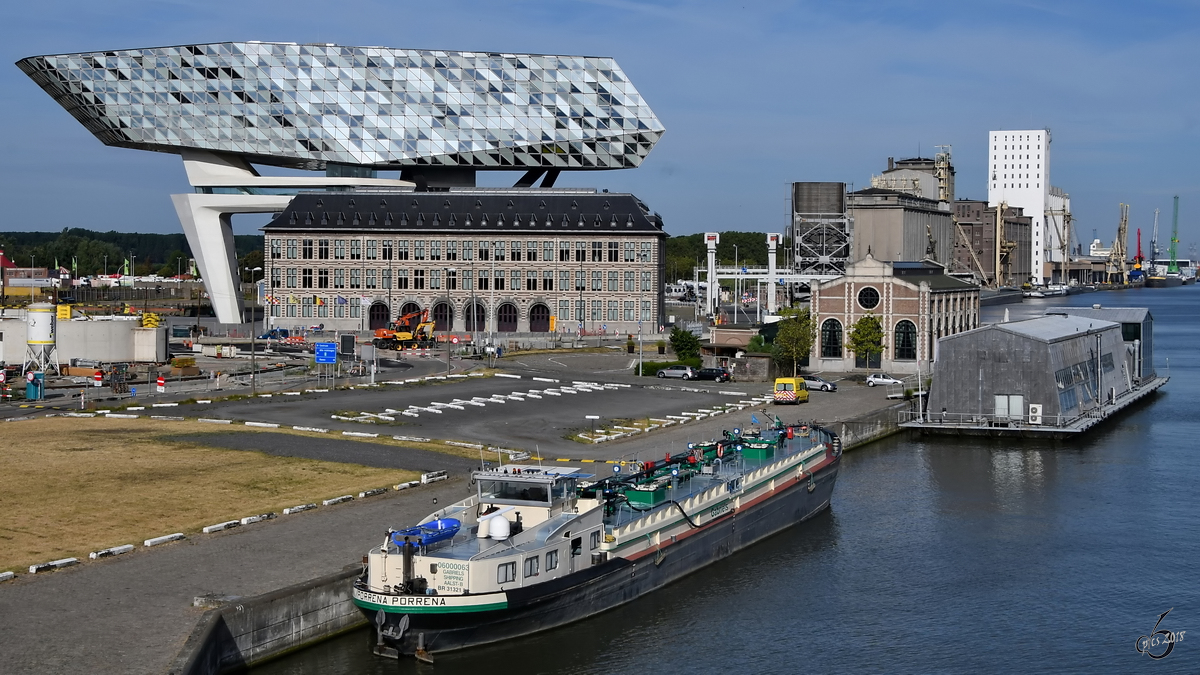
[1044,306,1154,380]
[927,315,1131,425]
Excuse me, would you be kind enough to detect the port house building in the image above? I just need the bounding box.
[263,190,665,333]
[810,255,979,375]
[18,42,666,326]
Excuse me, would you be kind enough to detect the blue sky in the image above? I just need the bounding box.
[2,0,1198,253]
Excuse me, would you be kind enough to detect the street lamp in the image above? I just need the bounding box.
[732,244,738,324]
[444,266,456,377]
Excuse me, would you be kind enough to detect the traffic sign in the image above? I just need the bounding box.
[315,342,337,364]
[94,371,103,387]
[450,336,459,344]
[156,376,166,394]
[0,370,5,383]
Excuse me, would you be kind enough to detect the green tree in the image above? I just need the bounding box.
[669,325,701,361]
[847,314,885,364]
[773,308,816,376]
[158,249,190,278]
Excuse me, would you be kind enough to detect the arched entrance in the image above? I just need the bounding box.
[400,302,422,320]
[432,302,454,332]
[368,302,390,330]
[464,302,486,332]
[529,303,551,332]
[497,302,519,333]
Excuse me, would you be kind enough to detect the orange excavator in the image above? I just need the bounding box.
[372,309,436,350]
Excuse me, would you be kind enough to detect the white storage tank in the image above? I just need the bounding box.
[27,303,56,346]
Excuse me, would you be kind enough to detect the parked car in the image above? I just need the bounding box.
[802,374,837,392]
[657,365,698,380]
[866,372,904,387]
[772,377,810,404]
[696,367,732,383]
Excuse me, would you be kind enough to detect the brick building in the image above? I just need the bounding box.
[811,255,980,375]
[951,200,1033,286]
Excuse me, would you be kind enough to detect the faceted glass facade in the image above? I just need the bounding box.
[17,42,664,171]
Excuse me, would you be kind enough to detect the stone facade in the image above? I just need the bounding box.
[811,255,979,375]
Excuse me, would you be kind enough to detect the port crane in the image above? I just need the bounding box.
[1131,228,1144,280]
[1168,196,1180,274]
[1106,203,1129,284]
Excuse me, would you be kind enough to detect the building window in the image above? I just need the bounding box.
[857,287,880,310]
[318,301,327,318]
[641,271,652,292]
[623,271,634,292]
[334,269,345,289]
[381,269,391,290]
[821,319,843,358]
[462,269,473,291]
[528,241,539,262]
[591,271,602,291]
[574,300,585,322]
[286,268,297,288]
[543,241,553,262]
[334,240,346,259]
[575,270,585,292]
[430,269,442,290]
[575,242,586,262]
[607,301,618,321]
[641,301,651,322]
[592,300,603,321]
[270,239,281,259]
[494,241,506,261]
[624,241,635,262]
[396,269,408,290]
[396,240,409,261]
[366,240,378,260]
[592,242,603,262]
[348,240,360,260]
[894,320,917,360]
[349,269,361,289]
[542,271,554,291]
[546,549,559,571]
[558,300,570,320]
[510,241,522,262]
[446,241,458,261]
[349,297,361,319]
[478,241,490,261]
[285,239,297,259]
[318,239,330,259]
[526,271,538,291]
[511,270,520,291]
[623,301,634,321]
[478,269,489,290]
[270,268,281,288]
[559,271,570,291]
[366,269,377,289]
[381,240,393,261]
[414,241,425,261]
[640,242,652,262]
[302,239,314,259]
[287,303,296,318]
[608,241,620,262]
[560,241,571,262]
[461,241,474,261]
[608,271,619,292]
[495,271,505,291]
[524,556,539,578]
[430,240,442,261]
[301,268,313,289]
[448,269,458,290]
[414,269,425,290]
[302,296,313,318]
[318,269,329,289]
[270,303,279,317]
[497,562,516,584]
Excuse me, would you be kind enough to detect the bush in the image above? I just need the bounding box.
[669,326,701,361]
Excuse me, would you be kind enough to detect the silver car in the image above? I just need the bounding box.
[657,365,698,380]
[866,372,903,387]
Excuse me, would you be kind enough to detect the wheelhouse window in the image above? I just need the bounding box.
[497,562,516,584]
[546,550,559,571]
[524,556,539,578]
[478,479,552,505]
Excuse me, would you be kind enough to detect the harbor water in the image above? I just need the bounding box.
[257,286,1200,674]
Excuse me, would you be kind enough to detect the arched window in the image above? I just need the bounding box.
[894,320,917,360]
[464,302,486,332]
[432,302,454,332]
[497,303,519,333]
[820,319,842,358]
[528,303,551,332]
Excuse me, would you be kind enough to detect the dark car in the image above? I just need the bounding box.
[696,367,732,383]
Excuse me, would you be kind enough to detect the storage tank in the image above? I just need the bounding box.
[24,303,59,374]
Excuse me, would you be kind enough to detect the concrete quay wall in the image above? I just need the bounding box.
[835,401,908,451]
[170,566,366,675]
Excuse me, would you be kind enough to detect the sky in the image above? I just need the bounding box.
[2,0,1198,254]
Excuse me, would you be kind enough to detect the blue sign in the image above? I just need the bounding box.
[315,342,337,364]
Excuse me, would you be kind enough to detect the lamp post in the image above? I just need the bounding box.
[732,244,738,324]
[247,267,262,394]
[444,267,456,377]
[638,246,645,377]
[30,255,36,303]
[103,254,107,277]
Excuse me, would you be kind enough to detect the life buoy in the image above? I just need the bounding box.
[716,445,724,458]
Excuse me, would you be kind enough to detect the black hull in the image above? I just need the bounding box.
[362,456,839,655]
[1145,277,1184,288]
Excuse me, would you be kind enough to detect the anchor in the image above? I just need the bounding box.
[372,611,407,659]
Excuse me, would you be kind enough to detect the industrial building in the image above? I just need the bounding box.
[18,42,667,332]
[810,255,979,374]
[791,182,852,276]
[950,200,1033,286]
[987,129,1070,284]
[1043,306,1155,380]
[846,188,954,266]
[915,310,1166,436]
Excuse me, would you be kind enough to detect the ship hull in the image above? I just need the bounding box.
[356,456,839,654]
[1145,276,1183,288]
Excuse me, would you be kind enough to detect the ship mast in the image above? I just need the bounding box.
[1168,195,1180,274]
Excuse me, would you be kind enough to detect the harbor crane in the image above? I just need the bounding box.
[1106,203,1129,284]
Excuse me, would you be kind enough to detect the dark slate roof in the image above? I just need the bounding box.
[892,260,977,291]
[263,190,665,235]
[1045,306,1152,324]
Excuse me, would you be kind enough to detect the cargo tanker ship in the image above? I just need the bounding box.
[352,422,840,660]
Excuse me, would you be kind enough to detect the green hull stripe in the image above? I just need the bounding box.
[353,598,508,614]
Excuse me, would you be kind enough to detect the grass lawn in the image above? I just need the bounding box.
[0,417,419,573]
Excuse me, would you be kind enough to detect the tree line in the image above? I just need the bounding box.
[0,229,262,277]
[663,231,792,283]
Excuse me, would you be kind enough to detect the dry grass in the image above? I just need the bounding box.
[0,418,419,573]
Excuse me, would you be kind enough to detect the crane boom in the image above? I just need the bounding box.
[1168,195,1180,274]
[1107,203,1129,284]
